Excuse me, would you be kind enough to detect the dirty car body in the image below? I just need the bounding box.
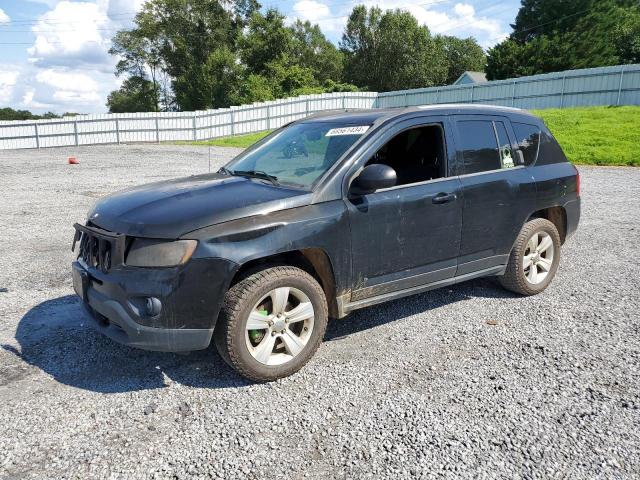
[72,104,580,370]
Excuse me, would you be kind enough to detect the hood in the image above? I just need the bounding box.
[88,173,311,238]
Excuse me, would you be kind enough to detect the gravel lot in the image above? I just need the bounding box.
[0,144,638,479]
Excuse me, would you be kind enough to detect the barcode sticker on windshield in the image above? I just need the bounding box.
[325,126,370,136]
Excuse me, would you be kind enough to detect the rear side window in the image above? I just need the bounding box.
[458,120,501,174]
[513,122,541,165]
[537,130,569,165]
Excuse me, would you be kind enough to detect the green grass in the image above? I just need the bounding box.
[532,106,640,166]
[179,130,272,148]
[177,106,640,166]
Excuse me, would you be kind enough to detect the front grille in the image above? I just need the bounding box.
[72,223,126,273]
[78,232,112,271]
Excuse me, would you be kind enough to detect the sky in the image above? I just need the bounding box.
[0,0,520,114]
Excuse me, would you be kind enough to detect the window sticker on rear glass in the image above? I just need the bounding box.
[325,126,370,136]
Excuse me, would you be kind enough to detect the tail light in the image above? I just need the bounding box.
[574,165,580,197]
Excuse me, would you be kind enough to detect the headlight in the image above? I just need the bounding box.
[126,239,198,267]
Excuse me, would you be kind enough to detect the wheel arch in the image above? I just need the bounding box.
[229,248,340,318]
[527,206,567,244]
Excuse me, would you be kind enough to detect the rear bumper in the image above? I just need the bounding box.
[72,257,236,352]
[564,197,581,240]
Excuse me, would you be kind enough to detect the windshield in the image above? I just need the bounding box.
[224,122,370,188]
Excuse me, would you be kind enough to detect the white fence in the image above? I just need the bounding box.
[1,64,639,150]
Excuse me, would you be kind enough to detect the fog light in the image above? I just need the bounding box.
[145,297,162,317]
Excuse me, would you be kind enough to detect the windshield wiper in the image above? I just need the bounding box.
[218,166,233,176]
[231,169,280,186]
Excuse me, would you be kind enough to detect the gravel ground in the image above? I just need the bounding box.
[0,144,639,479]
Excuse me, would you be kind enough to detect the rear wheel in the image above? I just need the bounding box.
[499,218,561,296]
[214,266,328,382]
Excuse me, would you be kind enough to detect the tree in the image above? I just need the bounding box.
[133,0,242,111]
[240,9,294,76]
[0,108,59,120]
[109,29,163,111]
[614,7,640,63]
[290,20,344,83]
[487,0,640,79]
[106,76,159,113]
[341,6,450,91]
[236,10,356,103]
[437,35,486,85]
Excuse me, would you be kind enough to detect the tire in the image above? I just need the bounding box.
[499,218,561,296]
[214,265,328,382]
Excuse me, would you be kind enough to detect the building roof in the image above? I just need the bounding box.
[453,71,488,85]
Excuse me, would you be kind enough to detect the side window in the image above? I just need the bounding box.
[458,120,501,174]
[366,124,446,187]
[513,122,541,166]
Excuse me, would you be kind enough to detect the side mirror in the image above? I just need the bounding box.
[350,164,397,195]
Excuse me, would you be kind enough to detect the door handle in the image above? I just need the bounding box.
[432,192,457,204]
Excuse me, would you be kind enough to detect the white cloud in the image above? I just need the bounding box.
[288,0,344,33]
[0,8,10,23]
[1,0,144,113]
[454,3,475,18]
[28,1,113,67]
[293,0,331,21]
[0,68,19,104]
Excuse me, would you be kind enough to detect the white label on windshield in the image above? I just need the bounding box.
[325,126,370,136]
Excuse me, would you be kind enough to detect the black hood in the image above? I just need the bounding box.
[89,173,311,238]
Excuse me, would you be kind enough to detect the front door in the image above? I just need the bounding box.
[345,117,463,301]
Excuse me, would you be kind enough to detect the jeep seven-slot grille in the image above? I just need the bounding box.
[72,223,126,273]
[79,232,112,271]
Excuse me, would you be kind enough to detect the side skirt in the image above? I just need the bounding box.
[338,265,506,317]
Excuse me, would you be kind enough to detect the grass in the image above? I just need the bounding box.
[180,130,272,149]
[532,106,640,166]
[177,106,640,166]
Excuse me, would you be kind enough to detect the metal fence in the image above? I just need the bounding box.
[376,63,640,109]
[1,64,639,150]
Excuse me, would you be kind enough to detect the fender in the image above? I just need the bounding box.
[182,200,352,306]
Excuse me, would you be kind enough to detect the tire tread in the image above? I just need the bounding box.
[214,266,327,382]
[499,218,561,296]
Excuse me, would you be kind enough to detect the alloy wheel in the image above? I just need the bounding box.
[523,231,555,285]
[245,287,315,366]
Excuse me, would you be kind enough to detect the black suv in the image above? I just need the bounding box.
[72,105,580,381]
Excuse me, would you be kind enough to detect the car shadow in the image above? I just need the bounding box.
[4,295,250,393]
[5,277,515,393]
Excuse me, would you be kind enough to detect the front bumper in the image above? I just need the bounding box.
[72,257,236,352]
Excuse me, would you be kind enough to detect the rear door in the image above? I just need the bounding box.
[453,115,537,276]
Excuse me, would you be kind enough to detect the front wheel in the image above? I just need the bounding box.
[499,218,561,296]
[214,266,328,382]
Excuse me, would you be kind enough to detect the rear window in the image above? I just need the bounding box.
[458,120,501,174]
[513,122,541,166]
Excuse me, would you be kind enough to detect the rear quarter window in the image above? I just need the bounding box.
[513,122,541,166]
